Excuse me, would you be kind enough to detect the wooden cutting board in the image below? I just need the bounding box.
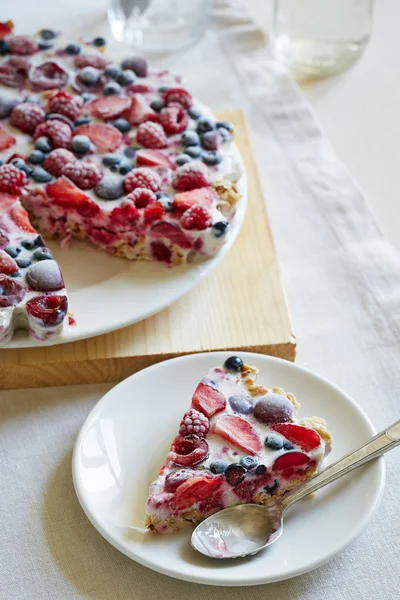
[0,110,296,389]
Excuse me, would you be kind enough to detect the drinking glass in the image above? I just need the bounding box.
[270,0,374,79]
[108,0,211,53]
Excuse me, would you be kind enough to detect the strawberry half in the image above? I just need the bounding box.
[0,21,14,38]
[173,188,216,212]
[213,414,262,455]
[0,126,16,151]
[0,249,18,274]
[74,123,122,152]
[88,95,131,120]
[272,451,310,473]
[192,382,226,417]
[174,475,223,510]
[125,94,154,125]
[46,177,100,218]
[150,222,193,249]
[136,149,176,169]
[271,424,321,452]
[10,203,36,233]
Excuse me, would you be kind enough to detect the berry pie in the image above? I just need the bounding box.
[146,356,332,533]
[0,23,243,342]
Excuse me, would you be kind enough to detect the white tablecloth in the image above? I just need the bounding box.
[1,1,400,598]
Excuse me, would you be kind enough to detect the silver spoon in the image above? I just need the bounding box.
[191,419,400,559]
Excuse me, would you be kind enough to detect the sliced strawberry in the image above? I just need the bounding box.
[192,382,226,418]
[10,204,36,233]
[173,188,216,212]
[0,20,14,38]
[174,475,223,510]
[272,452,310,473]
[126,83,156,95]
[150,222,193,249]
[0,192,18,211]
[136,149,176,169]
[125,94,154,125]
[0,126,16,151]
[46,177,100,218]
[0,249,18,274]
[88,95,131,120]
[271,424,321,452]
[169,435,209,467]
[214,414,262,456]
[74,123,122,152]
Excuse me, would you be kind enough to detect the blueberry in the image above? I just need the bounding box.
[0,92,19,118]
[216,120,234,133]
[218,127,232,143]
[16,257,31,269]
[26,260,64,292]
[32,168,52,183]
[10,271,20,278]
[119,160,133,175]
[212,221,230,238]
[118,69,136,86]
[34,235,45,247]
[23,96,41,104]
[175,154,191,166]
[181,130,200,147]
[188,106,202,120]
[113,118,131,133]
[185,145,202,159]
[228,394,253,415]
[33,247,53,261]
[74,116,91,126]
[93,36,106,47]
[0,160,3,166]
[79,66,100,85]
[38,42,53,51]
[253,394,295,425]
[209,460,227,475]
[224,356,244,372]
[65,43,81,55]
[103,81,121,95]
[94,175,124,200]
[40,29,57,40]
[201,130,222,151]
[71,135,91,154]
[240,456,258,471]
[224,463,246,486]
[196,118,215,134]
[80,93,93,103]
[264,480,278,495]
[5,245,20,258]
[158,85,170,94]
[21,239,35,250]
[255,464,267,475]
[155,192,173,212]
[104,64,121,80]
[29,150,45,164]
[121,56,148,77]
[0,39,10,56]
[202,150,223,166]
[11,158,33,176]
[150,98,165,112]
[35,136,52,153]
[103,153,122,167]
[264,434,284,450]
[123,147,137,159]
[283,441,294,450]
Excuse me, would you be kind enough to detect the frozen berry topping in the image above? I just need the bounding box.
[179,409,210,438]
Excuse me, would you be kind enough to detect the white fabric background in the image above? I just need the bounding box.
[1,1,400,598]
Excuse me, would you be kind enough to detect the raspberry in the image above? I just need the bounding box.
[62,161,103,190]
[163,87,193,109]
[136,121,167,149]
[34,119,72,149]
[43,149,77,177]
[110,201,140,227]
[181,204,212,230]
[47,91,83,121]
[10,102,45,134]
[124,167,161,193]
[151,241,172,263]
[126,188,157,208]
[0,164,28,193]
[159,102,188,134]
[172,161,208,192]
[143,201,165,224]
[8,35,38,56]
[179,409,210,438]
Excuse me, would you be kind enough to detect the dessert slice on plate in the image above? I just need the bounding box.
[0,192,67,342]
[146,356,332,533]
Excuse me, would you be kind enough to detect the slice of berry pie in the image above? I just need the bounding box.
[146,357,332,533]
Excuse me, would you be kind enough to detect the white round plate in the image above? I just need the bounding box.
[6,152,246,348]
[72,352,385,586]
